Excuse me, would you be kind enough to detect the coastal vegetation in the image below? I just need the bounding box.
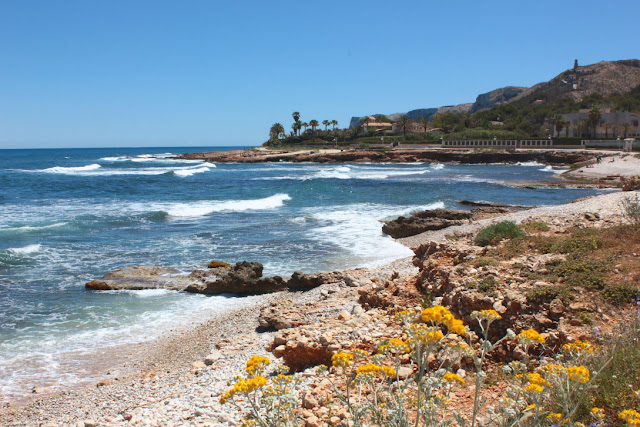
[220,204,640,426]
[264,83,640,148]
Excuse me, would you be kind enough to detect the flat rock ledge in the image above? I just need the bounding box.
[86,261,350,296]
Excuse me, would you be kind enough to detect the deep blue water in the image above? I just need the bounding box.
[0,146,606,397]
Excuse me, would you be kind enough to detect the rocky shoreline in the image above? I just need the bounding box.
[176,147,594,166]
[2,149,639,425]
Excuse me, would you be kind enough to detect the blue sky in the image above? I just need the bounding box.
[1,0,638,149]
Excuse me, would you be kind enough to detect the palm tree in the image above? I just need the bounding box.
[359,116,371,131]
[564,121,571,138]
[322,120,330,131]
[309,120,319,140]
[417,117,430,133]
[396,114,412,137]
[603,122,612,138]
[301,122,309,133]
[269,123,285,143]
[331,120,338,130]
[587,108,601,138]
[550,114,565,137]
[292,112,300,123]
[622,122,631,138]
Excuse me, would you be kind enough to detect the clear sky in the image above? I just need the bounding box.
[1,0,638,149]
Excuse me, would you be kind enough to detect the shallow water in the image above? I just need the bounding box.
[0,146,605,397]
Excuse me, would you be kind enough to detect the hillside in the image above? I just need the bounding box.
[349,59,640,127]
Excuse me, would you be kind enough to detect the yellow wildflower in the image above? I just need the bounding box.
[408,324,443,345]
[591,407,605,420]
[562,340,595,355]
[353,348,368,359]
[567,365,590,384]
[421,305,453,324]
[527,372,550,387]
[619,409,640,425]
[447,318,467,336]
[396,310,416,324]
[471,309,502,322]
[443,372,465,386]
[525,404,537,411]
[245,355,270,377]
[537,363,566,376]
[219,376,267,404]
[546,413,563,423]
[355,363,396,378]
[331,352,353,367]
[517,328,545,345]
[525,383,544,393]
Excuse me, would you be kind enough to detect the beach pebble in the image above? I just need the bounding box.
[204,352,222,365]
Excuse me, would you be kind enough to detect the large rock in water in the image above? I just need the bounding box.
[185,261,288,296]
[382,209,472,239]
[85,265,192,291]
[86,261,349,296]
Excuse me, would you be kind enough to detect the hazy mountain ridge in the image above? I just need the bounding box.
[349,59,640,127]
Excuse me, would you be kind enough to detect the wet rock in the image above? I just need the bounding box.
[85,265,190,291]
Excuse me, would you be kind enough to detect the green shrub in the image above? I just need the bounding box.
[601,283,639,305]
[620,193,640,230]
[471,256,497,267]
[526,285,564,304]
[522,221,551,232]
[475,221,526,247]
[477,275,497,296]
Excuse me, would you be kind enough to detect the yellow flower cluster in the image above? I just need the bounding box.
[353,348,368,358]
[246,355,270,377]
[537,363,566,376]
[567,365,590,384]
[220,376,267,404]
[408,324,444,345]
[355,363,396,377]
[561,340,595,355]
[517,328,546,345]
[331,352,354,367]
[395,310,416,324]
[546,413,563,423]
[619,409,640,426]
[421,305,466,336]
[443,372,465,386]
[378,338,410,355]
[525,372,550,393]
[471,309,502,322]
[525,404,537,411]
[591,407,605,420]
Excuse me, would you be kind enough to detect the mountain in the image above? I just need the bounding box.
[349,59,640,128]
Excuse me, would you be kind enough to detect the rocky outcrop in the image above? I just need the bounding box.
[85,265,193,291]
[180,148,594,166]
[87,261,352,297]
[382,209,471,238]
[383,207,524,239]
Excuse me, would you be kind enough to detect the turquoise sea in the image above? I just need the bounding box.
[0,146,606,398]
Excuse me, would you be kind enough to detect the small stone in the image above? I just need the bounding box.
[337,311,351,321]
[330,416,341,424]
[84,421,97,427]
[204,351,222,365]
[306,416,321,427]
[96,379,111,387]
[302,394,318,409]
[192,361,206,369]
[456,368,467,378]
[397,367,413,380]
[194,409,205,417]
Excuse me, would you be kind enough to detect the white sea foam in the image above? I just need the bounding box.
[516,161,545,167]
[261,165,432,181]
[173,166,212,177]
[431,163,445,170]
[165,193,291,218]
[39,164,102,173]
[27,162,214,177]
[306,201,444,268]
[539,165,567,174]
[1,223,67,233]
[8,244,42,255]
[100,153,203,164]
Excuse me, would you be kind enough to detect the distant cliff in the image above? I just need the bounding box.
[349,59,640,127]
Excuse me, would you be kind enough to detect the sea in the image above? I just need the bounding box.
[0,146,607,398]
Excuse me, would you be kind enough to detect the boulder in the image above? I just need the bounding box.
[85,265,192,291]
